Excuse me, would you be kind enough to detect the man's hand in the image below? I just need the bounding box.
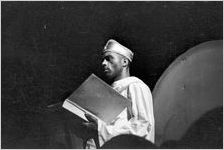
[85,114,98,125]
[82,114,98,139]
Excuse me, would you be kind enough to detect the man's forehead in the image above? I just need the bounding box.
[102,51,121,58]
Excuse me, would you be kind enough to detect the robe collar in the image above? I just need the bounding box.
[111,76,143,92]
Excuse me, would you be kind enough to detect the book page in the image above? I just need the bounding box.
[63,100,88,122]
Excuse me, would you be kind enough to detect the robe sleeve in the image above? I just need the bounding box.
[97,82,155,147]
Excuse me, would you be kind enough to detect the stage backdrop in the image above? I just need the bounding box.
[153,40,223,147]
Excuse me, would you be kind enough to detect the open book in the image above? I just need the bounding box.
[62,74,131,124]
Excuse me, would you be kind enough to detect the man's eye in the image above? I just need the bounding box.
[102,55,113,63]
[104,56,111,61]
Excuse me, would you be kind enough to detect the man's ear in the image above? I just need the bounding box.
[122,58,129,67]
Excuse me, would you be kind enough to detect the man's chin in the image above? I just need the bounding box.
[104,74,115,84]
[104,72,113,79]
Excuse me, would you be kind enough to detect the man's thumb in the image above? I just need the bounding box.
[85,113,97,122]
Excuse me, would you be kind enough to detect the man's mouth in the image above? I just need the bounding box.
[103,68,110,72]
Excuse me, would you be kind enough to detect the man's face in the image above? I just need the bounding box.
[101,51,123,79]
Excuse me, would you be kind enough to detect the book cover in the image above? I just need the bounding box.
[62,74,131,124]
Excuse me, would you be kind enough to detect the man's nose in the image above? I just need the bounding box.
[102,59,107,66]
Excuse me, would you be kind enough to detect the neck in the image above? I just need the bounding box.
[114,68,130,82]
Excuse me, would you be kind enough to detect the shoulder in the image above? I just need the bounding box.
[127,77,153,100]
[128,77,152,92]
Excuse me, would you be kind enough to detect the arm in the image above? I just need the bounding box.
[98,83,155,146]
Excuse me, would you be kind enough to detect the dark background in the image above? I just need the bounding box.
[1,1,223,148]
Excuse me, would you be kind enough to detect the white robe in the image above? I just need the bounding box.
[86,76,155,148]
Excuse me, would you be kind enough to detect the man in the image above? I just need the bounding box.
[83,39,155,149]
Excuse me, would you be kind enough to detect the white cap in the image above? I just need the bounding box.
[103,39,134,62]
